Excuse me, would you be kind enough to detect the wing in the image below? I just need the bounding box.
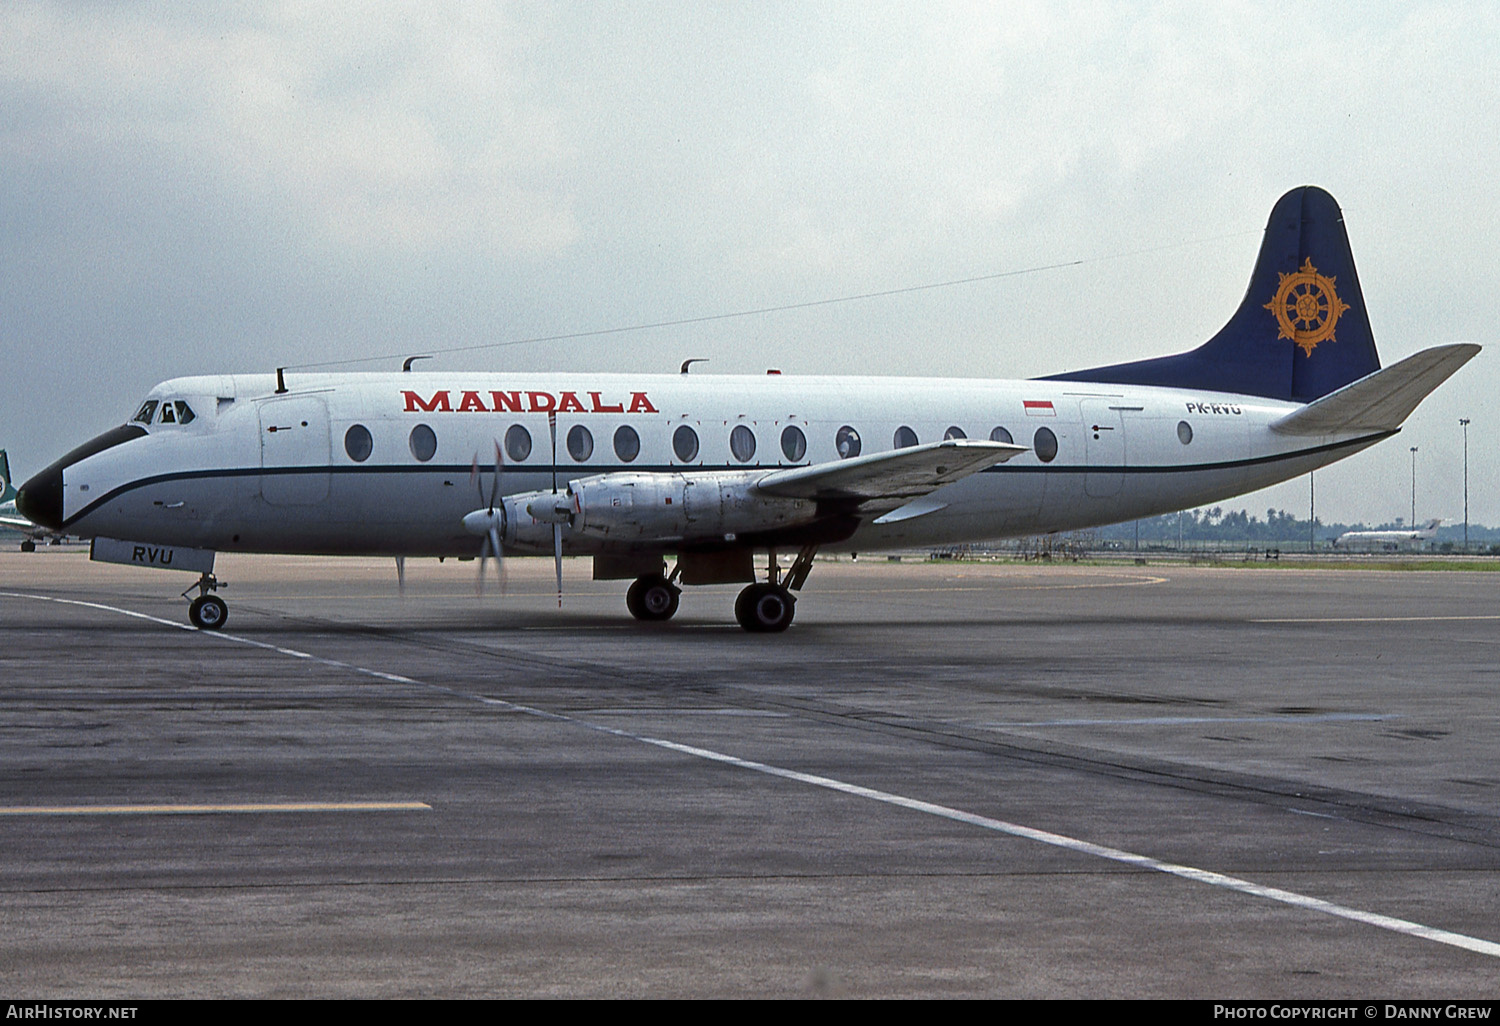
[0,512,46,537]
[754,438,1026,516]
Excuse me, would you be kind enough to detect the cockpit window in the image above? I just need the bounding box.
[144,400,197,426]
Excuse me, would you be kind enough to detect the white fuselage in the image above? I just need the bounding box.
[55,370,1387,557]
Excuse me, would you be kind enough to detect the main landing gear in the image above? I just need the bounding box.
[626,545,818,633]
[183,572,228,630]
[734,582,795,633]
[734,545,816,633]
[626,573,680,621]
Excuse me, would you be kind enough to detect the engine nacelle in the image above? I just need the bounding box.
[569,471,818,544]
[464,497,562,554]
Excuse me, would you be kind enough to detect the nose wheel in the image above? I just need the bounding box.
[182,573,228,630]
[188,594,229,630]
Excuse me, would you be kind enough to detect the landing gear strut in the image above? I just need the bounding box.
[733,544,817,633]
[626,573,680,621]
[183,572,228,630]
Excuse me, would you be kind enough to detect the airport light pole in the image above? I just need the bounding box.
[1410,446,1419,526]
[1460,418,1470,552]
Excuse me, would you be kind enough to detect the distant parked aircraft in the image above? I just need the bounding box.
[1333,518,1443,551]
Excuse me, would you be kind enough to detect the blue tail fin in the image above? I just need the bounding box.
[1044,186,1381,402]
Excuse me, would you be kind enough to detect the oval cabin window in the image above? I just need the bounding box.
[673,425,700,463]
[781,426,807,462]
[566,425,594,462]
[1033,426,1058,463]
[614,425,641,462]
[344,424,373,463]
[730,424,756,462]
[836,425,862,459]
[408,424,437,462]
[505,425,532,462]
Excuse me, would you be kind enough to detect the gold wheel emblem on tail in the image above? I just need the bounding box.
[1264,258,1351,356]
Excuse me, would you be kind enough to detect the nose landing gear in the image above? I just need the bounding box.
[182,573,228,630]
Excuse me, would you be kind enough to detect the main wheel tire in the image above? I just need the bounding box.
[734,583,795,633]
[19,540,35,552]
[188,594,229,631]
[627,575,680,621]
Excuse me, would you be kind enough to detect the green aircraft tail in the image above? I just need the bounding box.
[0,451,15,504]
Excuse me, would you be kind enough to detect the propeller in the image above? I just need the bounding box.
[460,425,571,607]
[462,441,506,595]
[549,413,563,608]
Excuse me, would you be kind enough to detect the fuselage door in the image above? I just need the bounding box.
[1079,398,1126,498]
[258,395,331,505]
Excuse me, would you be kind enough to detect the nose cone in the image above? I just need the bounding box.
[16,466,63,530]
[14,423,148,533]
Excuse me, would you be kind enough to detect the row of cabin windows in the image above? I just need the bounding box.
[342,422,1064,465]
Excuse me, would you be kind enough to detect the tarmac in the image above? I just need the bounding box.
[2,548,1498,997]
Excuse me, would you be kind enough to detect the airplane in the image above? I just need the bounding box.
[0,450,58,552]
[1333,517,1444,551]
[15,186,1480,632]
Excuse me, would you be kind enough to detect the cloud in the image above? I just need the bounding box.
[0,1,1494,524]
[2,3,579,265]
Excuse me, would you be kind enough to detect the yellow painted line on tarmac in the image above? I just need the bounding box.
[0,801,431,816]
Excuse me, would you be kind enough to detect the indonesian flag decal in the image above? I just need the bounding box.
[1023,399,1056,417]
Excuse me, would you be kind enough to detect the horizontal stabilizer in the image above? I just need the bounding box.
[756,438,1025,514]
[1270,343,1480,436]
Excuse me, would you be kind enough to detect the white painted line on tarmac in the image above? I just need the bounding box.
[583,708,789,717]
[0,802,430,816]
[625,734,1500,960]
[979,713,1394,728]
[6,589,1498,961]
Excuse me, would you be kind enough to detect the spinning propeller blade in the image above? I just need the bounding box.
[472,441,505,595]
[549,413,563,608]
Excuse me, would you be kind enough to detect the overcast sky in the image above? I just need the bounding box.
[2,2,1494,527]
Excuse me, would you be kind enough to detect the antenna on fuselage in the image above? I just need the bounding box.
[680,358,709,375]
[275,367,288,394]
[403,355,431,372]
